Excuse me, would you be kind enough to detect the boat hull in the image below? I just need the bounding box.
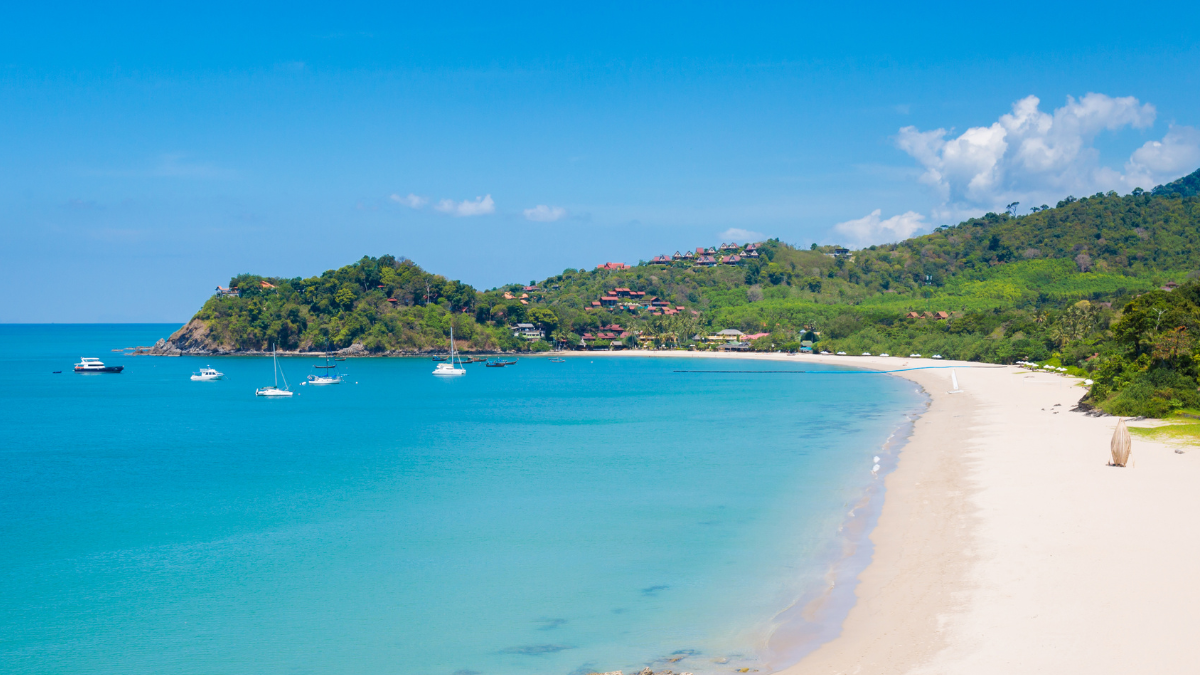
[255,387,293,397]
[75,366,124,373]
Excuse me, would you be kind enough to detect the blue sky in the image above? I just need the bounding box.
[3,2,1199,321]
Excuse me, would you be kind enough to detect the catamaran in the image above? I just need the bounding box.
[256,345,294,397]
[307,352,344,385]
[432,327,466,376]
[190,366,224,381]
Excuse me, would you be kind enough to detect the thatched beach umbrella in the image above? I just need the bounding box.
[1110,419,1131,467]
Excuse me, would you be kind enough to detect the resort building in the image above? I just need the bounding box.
[511,323,545,341]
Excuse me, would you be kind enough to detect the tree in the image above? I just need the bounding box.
[527,307,560,336]
[1151,326,1193,363]
[335,283,357,309]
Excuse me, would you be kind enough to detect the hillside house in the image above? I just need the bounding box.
[596,262,631,271]
[695,255,717,267]
[215,286,240,297]
[600,295,620,307]
[511,323,545,341]
[672,251,683,260]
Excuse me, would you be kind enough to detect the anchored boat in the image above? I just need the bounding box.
[256,345,294,397]
[74,357,123,373]
[433,327,466,377]
[307,352,344,385]
[190,366,224,381]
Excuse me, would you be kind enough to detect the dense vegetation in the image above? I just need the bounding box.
[178,168,1200,417]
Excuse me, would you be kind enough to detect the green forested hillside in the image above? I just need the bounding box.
[165,169,1200,416]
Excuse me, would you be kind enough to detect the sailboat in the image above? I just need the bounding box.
[307,351,344,385]
[432,327,466,377]
[256,345,294,397]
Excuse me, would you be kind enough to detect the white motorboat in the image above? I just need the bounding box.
[433,326,466,377]
[256,345,294,397]
[74,357,123,373]
[190,366,224,381]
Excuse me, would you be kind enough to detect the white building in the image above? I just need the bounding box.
[512,323,545,341]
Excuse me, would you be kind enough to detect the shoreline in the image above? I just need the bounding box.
[575,350,1200,674]
[576,350,978,672]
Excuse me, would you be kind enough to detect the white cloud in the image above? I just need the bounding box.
[434,194,495,217]
[832,210,927,247]
[523,204,567,222]
[390,193,428,209]
[719,227,766,242]
[1125,125,1200,189]
[895,93,1198,220]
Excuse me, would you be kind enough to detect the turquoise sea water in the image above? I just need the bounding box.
[0,325,921,675]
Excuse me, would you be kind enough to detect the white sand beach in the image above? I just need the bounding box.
[579,350,1200,674]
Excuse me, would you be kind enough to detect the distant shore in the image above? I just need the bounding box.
[576,350,1200,674]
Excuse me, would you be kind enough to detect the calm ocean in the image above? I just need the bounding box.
[0,325,921,675]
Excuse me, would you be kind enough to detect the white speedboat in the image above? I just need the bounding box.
[433,326,466,377]
[74,357,123,373]
[256,345,294,397]
[190,366,224,381]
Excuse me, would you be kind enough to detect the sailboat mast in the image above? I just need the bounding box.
[273,344,279,388]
